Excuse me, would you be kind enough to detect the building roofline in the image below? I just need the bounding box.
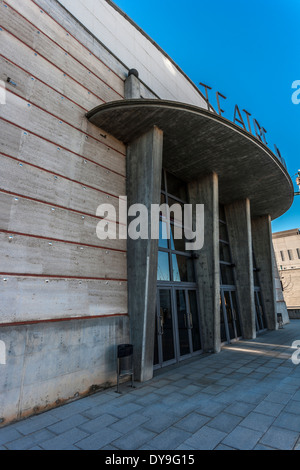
[105,0,212,108]
[273,228,300,238]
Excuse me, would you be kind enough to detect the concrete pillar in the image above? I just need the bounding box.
[252,215,277,330]
[125,69,141,99]
[225,199,256,339]
[126,126,163,382]
[187,173,220,353]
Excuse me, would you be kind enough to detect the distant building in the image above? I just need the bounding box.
[273,229,300,316]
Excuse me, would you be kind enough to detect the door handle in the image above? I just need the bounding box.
[158,310,164,335]
[160,315,164,335]
[184,312,193,329]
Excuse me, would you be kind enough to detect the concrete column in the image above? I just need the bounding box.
[126,126,163,382]
[125,69,141,99]
[252,215,277,330]
[225,199,256,339]
[187,173,220,353]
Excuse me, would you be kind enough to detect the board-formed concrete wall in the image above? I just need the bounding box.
[0,0,208,426]
[57,0,207,107]
[0,317,129,424]
[0,0,143,425]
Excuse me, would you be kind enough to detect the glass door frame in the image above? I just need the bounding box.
[254,287,267,333]
[154,283,203,369]
[220,286,242,345]
[154,287,176,369]
[253,250,267,334]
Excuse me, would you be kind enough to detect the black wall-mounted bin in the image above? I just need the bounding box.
[116,344,134,393]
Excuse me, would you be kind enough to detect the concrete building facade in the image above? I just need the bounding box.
[0,0,294,426]
[273,229,300,317]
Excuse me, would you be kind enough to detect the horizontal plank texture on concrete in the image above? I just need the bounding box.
[0,0,128,325]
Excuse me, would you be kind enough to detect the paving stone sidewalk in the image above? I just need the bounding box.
[1,321,300,450]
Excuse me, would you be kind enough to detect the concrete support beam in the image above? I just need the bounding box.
[252,215,277,330]
[125,69,141,99]
[126,126,163,382]
[225,199,256,339]
[187,173,220,353]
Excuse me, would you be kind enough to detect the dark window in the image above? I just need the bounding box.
[220,241,231,263]
[165,172,187,201]
[172,254,195,283]
[220,263,235,286]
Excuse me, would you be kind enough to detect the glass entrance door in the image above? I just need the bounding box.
[154,289,175,367]
[176,290,191,357]
[220,289,242,344]
[154,287,202,368]
[254,289,267,332]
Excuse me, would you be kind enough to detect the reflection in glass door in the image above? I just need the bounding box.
[220,296,227,343]
[220,289,242,344]
[154,289,175,366]
[253,252,267,333]
[176,290,190,357]
[254,289,266,332]
[188,291,202,353]
[154,287,202,368]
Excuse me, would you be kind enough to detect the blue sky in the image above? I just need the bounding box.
[113,0,300,233]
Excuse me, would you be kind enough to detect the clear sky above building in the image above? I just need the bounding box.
[112,0,300,232]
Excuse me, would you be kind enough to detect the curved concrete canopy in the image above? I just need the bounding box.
[87,99,294,220]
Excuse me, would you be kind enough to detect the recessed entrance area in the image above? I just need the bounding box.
[87,98,294,384]
[154,170,203,369]
[220,289,242,344]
